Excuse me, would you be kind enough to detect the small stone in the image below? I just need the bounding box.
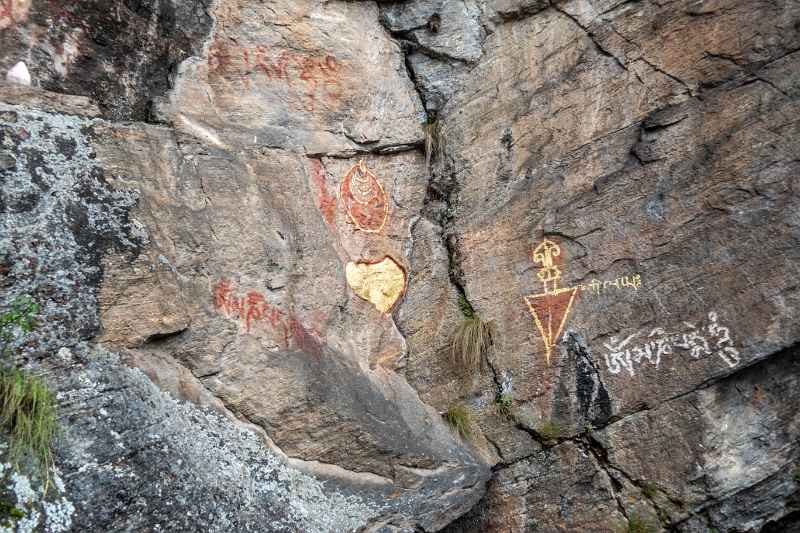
[5,61,31,86]
[57,347,73,362]
[0,151,16,171]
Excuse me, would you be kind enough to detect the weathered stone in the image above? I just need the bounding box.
[560,0,800,94]
[493,0,550,21]
[158,0,426,155]
[428,0,800,529]
[0,84,99,117]
[0,88,145,354]
[444,440,628,532]
[406,52,468,112]
[592,346,800,531]
[395,1,484,63]
[5,61,30,86]
[98,251,190,348]
[0,0,214,120]
[51,346,387,532]
[0,69,488,531]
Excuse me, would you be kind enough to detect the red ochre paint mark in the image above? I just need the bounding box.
[207,43,342,112]
[212,279,324,356]
[253,46,291,82]
[524,287,578,364]
[0,0,13,24]
[341,160,389,233]
[310,159,336,225]
[208,41,234,75]
[0,0,27,28]
[296,54,342,111]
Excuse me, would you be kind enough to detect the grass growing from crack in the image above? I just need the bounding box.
[451,316,495,376]
[444,405,472,438]
[642,482,659,499]
[0,296,38,357]
[0,368,57,472]
[450,294,494,376]
[424,115,444,172]
[494,393,513,419]
[457,293,475,319]
[0,499,24,518]
[0,295,57,486]
[626,513,657,533]
[537,420,562,441]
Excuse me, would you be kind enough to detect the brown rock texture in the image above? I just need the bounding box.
[1,0,799,531]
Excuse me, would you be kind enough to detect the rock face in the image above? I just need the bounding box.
[1,0,799,532]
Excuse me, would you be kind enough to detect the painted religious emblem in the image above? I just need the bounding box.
[524,238,643,365]
[346,256,407,314]
[524,239,579,365]
[340,160,389,233]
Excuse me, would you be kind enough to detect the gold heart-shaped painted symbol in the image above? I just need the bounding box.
[345,256,406,314]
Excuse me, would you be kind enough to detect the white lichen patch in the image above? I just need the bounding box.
[43,498,75,533]
[10,472,36,505]
[15,509,40,533]
[163,396,382,531]
[0,463,75,533]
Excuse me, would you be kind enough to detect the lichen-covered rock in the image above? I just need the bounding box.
[0,449,74,533]
[51,345,387,532]
[0,94,146,352]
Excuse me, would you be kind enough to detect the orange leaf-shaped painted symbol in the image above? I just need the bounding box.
[341,160,389,233]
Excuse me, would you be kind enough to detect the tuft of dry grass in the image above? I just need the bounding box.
[495,394,513,419]
[424,117,445,172]
[537,420,562,441]
[450,316,494,376]
[0,295,57,490]
[0,368,57,474]
[444,404,472,438]
[641,482,659,499]
[626,513,657,533]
